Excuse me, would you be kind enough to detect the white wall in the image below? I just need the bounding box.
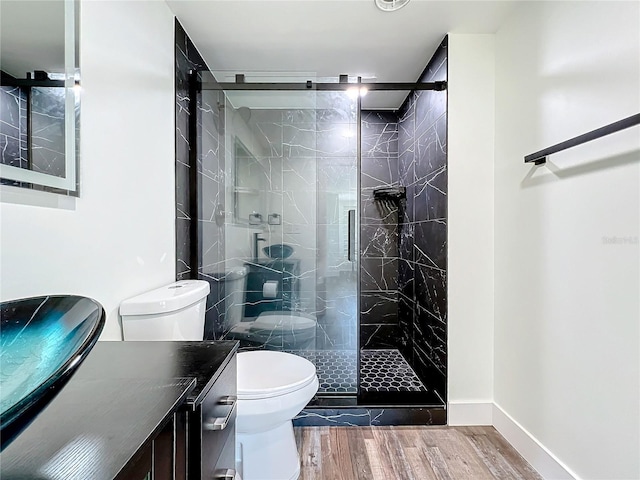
[447,34,496,423]
[493,2,639,479]
[0,1,176,340]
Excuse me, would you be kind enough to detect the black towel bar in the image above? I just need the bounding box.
[525,113,640,165]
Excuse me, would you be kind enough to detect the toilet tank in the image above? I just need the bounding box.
[208,267,247,331]
[120,280,210,341]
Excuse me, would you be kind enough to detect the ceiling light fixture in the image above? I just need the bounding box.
[374,0,410,12]
[347,86,369,99]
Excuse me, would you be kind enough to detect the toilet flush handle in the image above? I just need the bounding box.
[203,395,237,431]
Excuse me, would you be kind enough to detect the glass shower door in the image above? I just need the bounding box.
[198,81,359,395]
[309,92,359,394]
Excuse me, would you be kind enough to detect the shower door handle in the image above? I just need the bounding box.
[347,209,356,262]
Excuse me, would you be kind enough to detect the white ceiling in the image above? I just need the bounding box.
[167,0,519,109]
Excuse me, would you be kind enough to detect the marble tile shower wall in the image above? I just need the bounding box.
[1,84,67,182]
[175,22,228,339]
[360,110,402,350]
[398,36,448,402]
[29,87,67,178]
[0,86,28,171]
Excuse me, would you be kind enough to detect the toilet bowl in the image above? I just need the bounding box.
[236,350,318,480]
[226,311,317,350]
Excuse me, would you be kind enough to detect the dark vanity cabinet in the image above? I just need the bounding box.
[119,351,237,480]
[0,341,238,480]
[104,341,239,480]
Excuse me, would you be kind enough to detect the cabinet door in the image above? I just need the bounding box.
[189,356,237,480]
[175,410,188,480]
[152,416,174,480]
[117,416,179,480]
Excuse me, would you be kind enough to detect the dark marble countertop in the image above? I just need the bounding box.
[73,340,238,406]
[0,340,238,478]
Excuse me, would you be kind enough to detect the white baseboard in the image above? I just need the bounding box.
[492,403,579,480]
[448,401,493,426]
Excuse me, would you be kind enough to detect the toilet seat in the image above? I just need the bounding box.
[238,351,316,400]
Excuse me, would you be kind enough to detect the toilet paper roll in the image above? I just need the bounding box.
[262,280,278,298]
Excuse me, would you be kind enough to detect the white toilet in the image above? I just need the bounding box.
[120,280,210,340]
[236,350,318,480]
[120,280,319,480]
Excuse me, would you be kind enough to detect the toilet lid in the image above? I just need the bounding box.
[252,313,316,332]
[237,351,317,400]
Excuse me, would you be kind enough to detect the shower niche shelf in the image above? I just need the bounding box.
[372,186,406,202]
[373,186,407,217]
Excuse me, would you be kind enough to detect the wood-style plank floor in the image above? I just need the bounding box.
[294,426,542,480]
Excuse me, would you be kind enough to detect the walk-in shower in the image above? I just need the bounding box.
[175,22,449,421]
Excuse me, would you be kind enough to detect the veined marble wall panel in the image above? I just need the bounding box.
[360,111,401,349]
[199,89,226,277]
[361,291,399,325]
[196,73,226,339]
[398,95,416,227]
[361,257,398,291]
[175,21,229,339]
[283,145,317,311]
[397,36,448,402]
[0,86,28,186]
[293,407,445,427]
[30,87,66,178]
[1,84,69,186]
[175,21,204,280]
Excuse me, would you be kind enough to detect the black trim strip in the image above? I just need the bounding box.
[201,81,447,92]
[188,70,199,279]
[0,79,65,88]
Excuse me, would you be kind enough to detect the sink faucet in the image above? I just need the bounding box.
[253,232,267,262]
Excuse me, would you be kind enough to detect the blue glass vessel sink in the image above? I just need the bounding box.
[0,295,105,450]
[263,244,294,259]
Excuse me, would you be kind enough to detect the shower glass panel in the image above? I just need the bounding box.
[197,74,359,396]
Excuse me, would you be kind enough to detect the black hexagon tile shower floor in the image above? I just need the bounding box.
[289,349,426,393]
[291,350,358,393]
[360,349,427,392]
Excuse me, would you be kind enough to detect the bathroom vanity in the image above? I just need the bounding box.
[0,340,238,480]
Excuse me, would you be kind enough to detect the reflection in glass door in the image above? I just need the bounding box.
[197,77,359,395]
